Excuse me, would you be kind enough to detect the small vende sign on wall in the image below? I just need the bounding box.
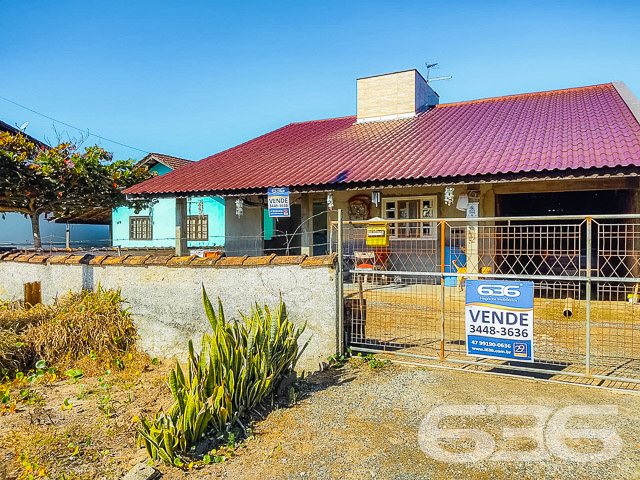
[465,280,534,362]
[267,187,290,218]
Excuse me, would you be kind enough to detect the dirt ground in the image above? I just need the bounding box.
[2,358,640,480]
[0,356,174,480]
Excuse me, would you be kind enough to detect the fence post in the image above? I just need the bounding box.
[24,281,42,309]
[440,219,446,360]
[585,217,592,376]
[337,209,345,356]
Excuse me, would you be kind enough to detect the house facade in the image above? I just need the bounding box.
[112,153,225,249]
[123,70,640,270]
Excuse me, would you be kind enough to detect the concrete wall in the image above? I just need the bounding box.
[0,253,338,372]
[224,196,264,256]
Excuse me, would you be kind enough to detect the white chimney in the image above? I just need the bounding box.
[356,69,439,123]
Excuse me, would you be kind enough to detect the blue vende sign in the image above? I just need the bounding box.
[267,187,290,218]
[465,280,534,362]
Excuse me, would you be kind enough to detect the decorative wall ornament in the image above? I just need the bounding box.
[348,194,371,221]
[444,187,455,206]
[467,189,481,201]
[371,191,381,207]
[235,198,244,218]
[327,191,334,210]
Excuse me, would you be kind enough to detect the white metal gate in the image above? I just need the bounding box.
[332,214,640,387]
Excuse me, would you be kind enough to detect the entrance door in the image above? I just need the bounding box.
[263,204,302,255]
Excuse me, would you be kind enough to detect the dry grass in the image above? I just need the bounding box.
[0,328,26,374]
[0,359,173,480]
[0,299,52,332]
[0,289,163,479]
[0,287,138,375]
[23,288,137,371]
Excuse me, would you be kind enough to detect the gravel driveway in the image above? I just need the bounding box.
[158,361,640,480]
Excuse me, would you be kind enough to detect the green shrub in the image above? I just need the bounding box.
[138,286,309,464]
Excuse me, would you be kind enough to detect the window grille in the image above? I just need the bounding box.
[187,215,208,241]
[129,216,152,240]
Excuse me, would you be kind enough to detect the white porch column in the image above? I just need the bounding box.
[300,194,313,256]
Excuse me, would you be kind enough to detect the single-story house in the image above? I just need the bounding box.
[123,69,640,272]
[113,153,225,249]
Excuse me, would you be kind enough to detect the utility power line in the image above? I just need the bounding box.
[0,94,150,154]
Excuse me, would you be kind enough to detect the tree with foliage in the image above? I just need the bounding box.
[0,132,155,249]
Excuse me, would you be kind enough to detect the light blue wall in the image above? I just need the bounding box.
[111,163,225,249]
[112,198,175,248]
[151,163,172,176]
[112,197,225,248]
[185,197,225,247]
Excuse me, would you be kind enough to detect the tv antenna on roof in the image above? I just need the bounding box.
[425,62,452,83]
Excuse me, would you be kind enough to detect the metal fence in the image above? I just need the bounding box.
[330,214,640,387]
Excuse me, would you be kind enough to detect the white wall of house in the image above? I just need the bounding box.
[0,213,109,249]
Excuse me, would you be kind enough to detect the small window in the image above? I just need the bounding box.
[187,215,208,241]
[129,216,152,240]
[382,196,438,239]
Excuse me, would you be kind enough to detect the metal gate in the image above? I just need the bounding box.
[331,214,640,387]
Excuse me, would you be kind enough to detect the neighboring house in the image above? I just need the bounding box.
[112,153,225,249]
[0,121,110,249]
[123,69,640,265]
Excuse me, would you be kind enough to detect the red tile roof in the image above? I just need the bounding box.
[125,83,640,195]
[138,153,193,171]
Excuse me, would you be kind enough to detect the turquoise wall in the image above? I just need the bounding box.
[112,164,224,248]
[112,197,225,248]
[186,197,225,247]
[150,163,172,176]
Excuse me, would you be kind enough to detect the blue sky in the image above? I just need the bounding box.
[1,0,639,162]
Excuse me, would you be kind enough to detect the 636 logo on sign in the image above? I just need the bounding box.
[418,404,622,463]
[477,284,521,297]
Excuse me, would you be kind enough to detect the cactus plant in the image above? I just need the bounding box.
[137,286,309,465]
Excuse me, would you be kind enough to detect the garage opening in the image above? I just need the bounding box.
[496,189,631,217]
[495,189,634,282]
